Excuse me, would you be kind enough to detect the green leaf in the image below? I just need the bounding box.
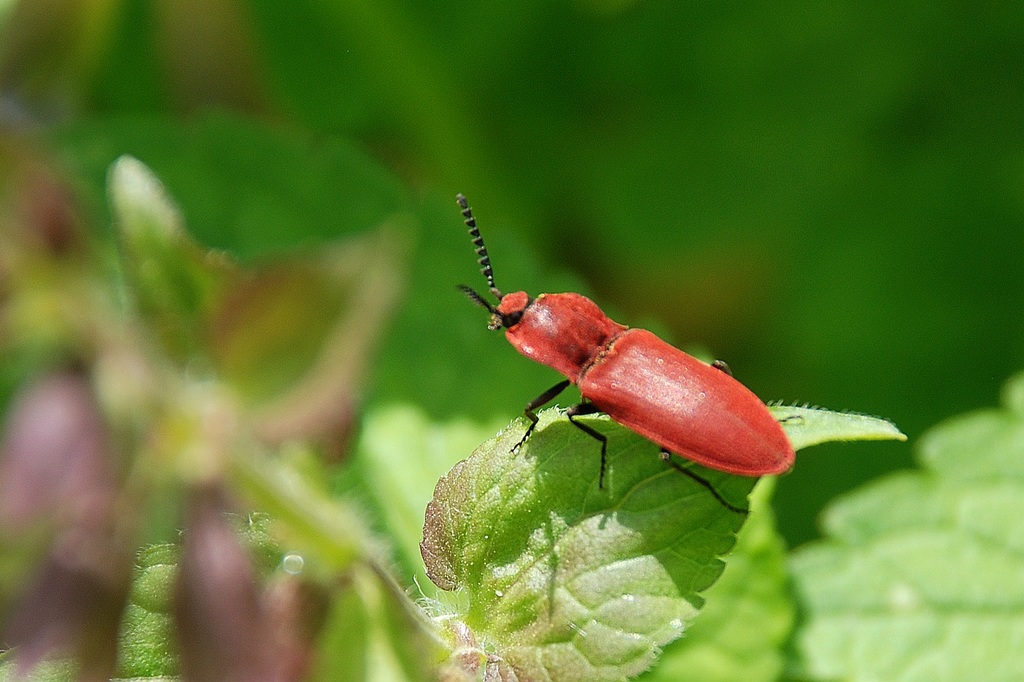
[354,405,505,588]
[212,226,407,450]
[421,408,755,681]
[55,114,409,258]
[638,478,794,682]
[771,404,907,451]
[117,544,179,678]
[790,371,1024,681]
[312,564,439,682]
[107,155,236,362]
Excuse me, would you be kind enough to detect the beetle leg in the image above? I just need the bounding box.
[658,451,749,515]
[515,379,572,451]
[565,403,609,488]
[523,379,572,424]
[711,359,733,376]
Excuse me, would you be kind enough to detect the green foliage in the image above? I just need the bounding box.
[54,115,410,258]
[790,372,1024,681]
[770,404,908,451]
[638,479,792,682]
[0,154,418,680]
[118,544,180,678]
[108,155,236,362]
[419,407,903,680]
[4,7,1016,675]
[1,0,1022,553]
[351,406,505,586]
[422,412,749,681]
[0,143,910,678]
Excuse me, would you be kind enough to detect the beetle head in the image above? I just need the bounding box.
[460,284,532,329]
[458,285,529,330]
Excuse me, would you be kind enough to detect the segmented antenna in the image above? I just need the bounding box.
[457,193,503,300]
[456,284,495,313]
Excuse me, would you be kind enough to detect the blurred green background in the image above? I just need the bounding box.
[2,0,1022,547]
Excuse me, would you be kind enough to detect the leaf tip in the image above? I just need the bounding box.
[107,155,182,242]
[771,404,907,451]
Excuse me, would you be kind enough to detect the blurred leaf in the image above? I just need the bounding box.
[0,372,129,679]
[211,261,341,401]
[218,224,408,456]
[173,487,275,682]
[232,449,378,573]
[312,563,439,682]
[118,514,283,680]
[108,155,236,363]
[106,152,406,457]
[0,658,79,681]
[0,370,115,531]
[353,405,504,587]
[771,404,907,452]
[309,578,371,682]
[151,0,271,113]
[421,409,754,681]
[639,478,793,682]
[0,0,120,117]
[118,494,440,681]
[0,156,85,257]
[117,512,288,675]
[0,150,102,373]
[53,113,410,258]
[2,532,131,680]
[790,371,1024,681]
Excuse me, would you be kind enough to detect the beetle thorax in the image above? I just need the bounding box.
[502,292,626,383]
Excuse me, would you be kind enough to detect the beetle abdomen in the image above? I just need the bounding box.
[578,329,794,475]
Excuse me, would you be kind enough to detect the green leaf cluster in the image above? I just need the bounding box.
[0,147,925,681]
[791,371,1024,681]
[412,405,902,681]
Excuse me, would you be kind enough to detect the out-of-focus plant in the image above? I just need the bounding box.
[0,155,425,680]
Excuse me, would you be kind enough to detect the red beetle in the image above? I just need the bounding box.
[456,194,794,505]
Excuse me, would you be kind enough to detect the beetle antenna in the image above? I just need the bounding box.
[456,284,496,314]
[457,193,504,300]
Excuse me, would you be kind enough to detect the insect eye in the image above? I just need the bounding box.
[504,310,523,327]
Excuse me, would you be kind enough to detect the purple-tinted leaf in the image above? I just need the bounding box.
[4,524,132,678]
[261,576,331,682]
[9,165,85,256]
[0,371,115,532]
[174,486,276,682]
